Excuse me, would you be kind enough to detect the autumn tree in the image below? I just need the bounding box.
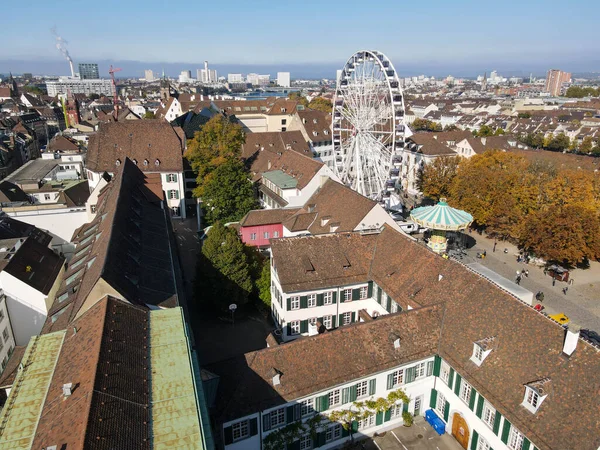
[196,222,254,311]
[184,115,245,196]
[412,118,442,131]
[546,133,570,152]
[417,156,461,201]
[201,158,259,225]
[473,125,495,137]
[308,97,333,113]
[288,92,309,107]
[579,136,594,154]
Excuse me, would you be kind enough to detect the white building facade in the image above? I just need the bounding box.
[46,77,113,96]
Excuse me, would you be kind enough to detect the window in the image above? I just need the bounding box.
[323,315,332,329]
[168,190,179,200]
[307,293,317,307]
[482,401,496,428]
[508,428,525,450]
[358,414,376,429]
[273,231,279,238]
[390,403,403,418]
[232,420,249,442]
[460,380,472,404]
[66,269,84,286]
[343,289,352,302]
[250,233,257,240]
[328,389,340,407]
[324,291,333,305]
[263,232,269,239]
[301,398,314,416]
[391,302,398,313]
[415,362,426,379]
[2,328,9,343]
[270,408,285,428]
[90,204,97,213]
[0,308,4,322]
[331,423,342,440]
[435,392,446,418]
[167,173,177,182]
[342,312,352,325]
[290,296,300,310]
[476,437,491,450]
[290,320,300,335]
[440,362,450,384]
[281,119,287,125]
[390,369,404,388]
[299,434,312,450]
[359,286,368,299]
[525,388,539,408]
[44,194,51,201]
[308,317,317,327]
[356,380,368,398]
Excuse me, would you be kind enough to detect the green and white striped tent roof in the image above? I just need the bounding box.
[410,199,473,231]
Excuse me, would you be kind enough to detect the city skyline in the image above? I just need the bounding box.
[2,0,600,77]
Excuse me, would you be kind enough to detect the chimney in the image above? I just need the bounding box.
[63,382,73,397]
[320,175,328,188]
[481,137,487,146]
[267,160,271,170]
[563,326,580,356]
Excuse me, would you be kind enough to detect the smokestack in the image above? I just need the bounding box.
[51,27,75,77]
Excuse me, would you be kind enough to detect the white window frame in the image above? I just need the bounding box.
[301,398,314,417]
[328,389,340,407]
[415,362,426,379]
[308,317,317,327]
[263,231,269,239]
[522,386,545,413]
[358,414,376,430]
[508,427,525,450]
[323,291,333,305]
[390,403,403,418]
[168,190,178,200]
[476,436,491,450]
[343,289,352,302]
[436,392,446,418]
[290,296,300,310]
[440,361,450,384]
[332,423,342,440]
[391,302,398,313]
[342,312,352,326]
[323,315,332,329]
[273,231,279,238]
[356,380,368,398]
[459,380,472,404]
[270,407,285,428]
[482,401,496,428]
[359,286,368,299]
[300,434,312,450]
[250,233,257,241]
[232,419,249,442]
[290,320,300,335]
[391,369,404,388]
[167,173,177,182]
[307,293,317,307]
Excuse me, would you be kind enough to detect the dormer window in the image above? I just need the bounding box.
[143,159,149,166]
[132,159,138,165]
[116,159,121,166]
[522,379,550,413]
[155,159,160,166]
[471,337,495,366]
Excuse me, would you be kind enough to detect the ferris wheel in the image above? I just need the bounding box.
[332,50,406,205]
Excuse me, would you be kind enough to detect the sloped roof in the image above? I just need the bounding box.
[240,208,301,228]
[297,109,333,143]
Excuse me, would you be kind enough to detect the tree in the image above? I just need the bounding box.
[201,158,259,225]
[494,128,505,136]
[23,85,44,95]
[417,156,461,201]
[184,115,245,196]
[579,136,594,154]
[288,92,309,107]
[196,222,254,311]
[308,97,333,113]
[143,111,155,119]
[519,205,600,265]
[520,133,544,149]
[517,112,531,119]
[88,93,100,100]
[443,124,459,131]
[412,118,442,131]
[547,133,570,152]
[473,125,494,137]
[256,261,272,308]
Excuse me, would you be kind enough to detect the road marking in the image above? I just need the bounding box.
[373,439,383,450]
[391,431,408,450]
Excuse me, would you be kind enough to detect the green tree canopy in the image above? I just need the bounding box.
[196,222,254,311]
[308,97,333,113]
[184,115,245,196]
[564,86,600,98]
[256,261,272,308]
[288,92,309,107]
[412,118,442,131]
[143,111,155,119]
[201,158,259,225]
[579,136,594,154]
[473,125,495,137]
[547,133,571,152]
[517,112,531,119]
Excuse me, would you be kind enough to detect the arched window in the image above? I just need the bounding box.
[116,159,121,166]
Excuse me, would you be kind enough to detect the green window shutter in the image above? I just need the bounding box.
[367,281,373,297]
[342,387,350,404]
[351,421,359,433]
[476,395,484,418]
[300,296,308,308]
[289,441,301,450]
[175,190,180,199]
[384,409,392,422]
[331,315,337,328]
[454,374,462,396]
[318,431,327,447]
[426,361,433,376]
[249,418,258,436]
[263,413,271,431]
[470,430,479,450]
[223,426,233,445]
[501,418,511,444]
[448,368,455,389]
[522,438,531,450]
[294,404,301,420]
[443,401,450,422]
[493,411,502,435]
[429,389,438,409]
[433,355,441,377]
[316,394,329,412]
[317,294,324,306]
[300,320,308,333]
[332,291,337,303]
[469,388,477,411]
[317,317,324,329]
[351,312,356,323]
[402,402,409,413]
[405,367,416,383]
[387,373,394,390]
[173,174,178,182]
[350,384,358,402]
[377,288,382,302]
[386,296,392,311]
[341,426,349,437]
[338,314,344,326]
[286,323,292,336]
[376,411,383,425]
[352,288,360,300]
[286,405,295,424]
[287,297,291,311]
[369,379,376,395]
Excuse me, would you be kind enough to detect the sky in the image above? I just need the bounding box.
[2,0,600,78]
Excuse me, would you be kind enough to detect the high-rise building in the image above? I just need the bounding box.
[198,61,217,83]
[46,77,113,96]
[145,69,155,82]
[78,63,99,80]
[545,69,571,96]
[228,73,243,83]
[277,72,291,88]
[178,70,192,83]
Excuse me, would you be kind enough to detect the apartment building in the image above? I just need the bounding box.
[544,70,571,97]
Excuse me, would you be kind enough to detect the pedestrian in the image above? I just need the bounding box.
[524,270,529,278]
[543,267,547,276]
[493,242,497,252]
[563,286,568,295]
[569,278,574,286]
[516,275,521,285]
[552,278,556,286]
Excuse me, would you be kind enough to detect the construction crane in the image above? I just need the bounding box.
[109,65,122,121]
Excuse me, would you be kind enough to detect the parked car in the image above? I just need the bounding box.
[547,264,569,282]
[397,221,427,234]
[387,209,404,221]
[580,329,600,346]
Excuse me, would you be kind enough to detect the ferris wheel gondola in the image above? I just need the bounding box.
[332,50,406,206]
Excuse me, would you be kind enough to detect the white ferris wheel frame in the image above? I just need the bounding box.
[332,50,406,202]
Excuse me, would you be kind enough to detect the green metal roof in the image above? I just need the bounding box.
[410,199,473,231]
[0,332,65,450]
[150,308,205,450]
[262,170,298,189]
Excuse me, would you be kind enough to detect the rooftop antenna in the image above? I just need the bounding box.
[109,65,122,121]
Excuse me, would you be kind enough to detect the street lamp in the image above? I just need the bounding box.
[229,303,237,326]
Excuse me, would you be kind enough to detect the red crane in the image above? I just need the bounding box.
[109,65,122,121]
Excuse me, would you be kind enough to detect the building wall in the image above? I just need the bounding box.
[282,168,338,209]
[0,295,16,375]
[236,115,268,133]
[240,224,283,248]
[5,208,88,243]
[356,205,403,233]
[266,114,293,133]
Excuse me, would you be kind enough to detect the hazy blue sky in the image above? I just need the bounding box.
[2,0,600,76]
